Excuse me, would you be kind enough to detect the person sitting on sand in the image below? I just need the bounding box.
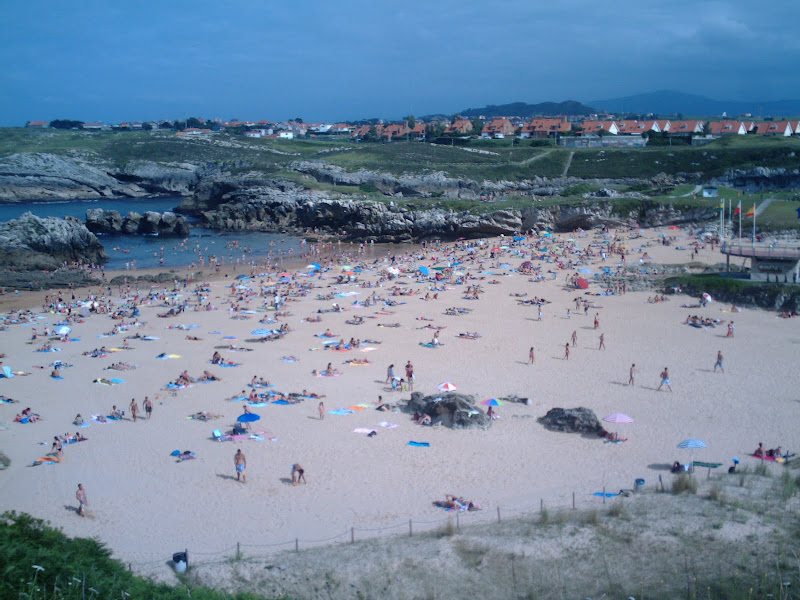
[74,414,84,426]
[419,413,432,426]
[754,442,766,458]
[111,405,123,420]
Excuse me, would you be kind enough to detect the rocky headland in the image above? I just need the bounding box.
[0,212,107,270]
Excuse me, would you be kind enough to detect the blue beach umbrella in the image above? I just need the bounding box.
[677,438,706,449]
[307,263,321,270]
[419,266,429,275]
[237,413,261,423]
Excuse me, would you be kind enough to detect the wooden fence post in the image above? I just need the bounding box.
[351,527,354,543]
[497,506,501,522]
[409,519,412,537]
[602,487,606,504]
[572,492,576,510]
[295,538,299,553]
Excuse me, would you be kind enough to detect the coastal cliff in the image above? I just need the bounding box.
[85,208,191,237]
[177,179,719,241]
[0,212,108,269]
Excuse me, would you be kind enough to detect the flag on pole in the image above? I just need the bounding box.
[745,204,756,218]
[733,201,741,217]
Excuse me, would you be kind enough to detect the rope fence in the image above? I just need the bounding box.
[127,485,645,572]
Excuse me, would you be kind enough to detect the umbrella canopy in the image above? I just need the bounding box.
[520,261,533,270]
[437,382,457,392]
[56,326,71,336]
[668,225,680,230]
[235,274,250,280]
[603,413,633,424]
[677,438,706,449]
[307,263,321,270]
[482,398,502,406]
[237,413,261,423]
[513,236,525,241]
[702,293,714,303]
[418,266,430,275]
[387,267,400,276]
[576,278,589,289]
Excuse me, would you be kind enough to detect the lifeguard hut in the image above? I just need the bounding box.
[721,242,800,283]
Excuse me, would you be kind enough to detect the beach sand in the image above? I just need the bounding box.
[1,228,798,576]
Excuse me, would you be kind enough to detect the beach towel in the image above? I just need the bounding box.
[329,409,354,416]
[223,336,237,339]
[51,375,63,380]
[378,422,398,428]
[219,363,241,368]
[37,348,62,353]
[1,366,14,378]
[281,356,299,362]
[316,372,340,377]
[419,342,441,348]
[141,336,159,341]
[751,453,784,462]
[592,492,619,497]
[347,405,367,411]
[360,347,377,352]
[408,441,430,447]
[353,428,376,434]
[272,400,292,405]
[33,457,60,465]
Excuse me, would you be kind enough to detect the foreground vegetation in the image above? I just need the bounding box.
[0,512,267,600]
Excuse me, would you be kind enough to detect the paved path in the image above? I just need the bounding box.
[561,151,574,177]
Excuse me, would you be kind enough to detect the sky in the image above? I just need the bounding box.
[1,0,798,126]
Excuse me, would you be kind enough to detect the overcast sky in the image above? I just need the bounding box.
[1,0,797,125]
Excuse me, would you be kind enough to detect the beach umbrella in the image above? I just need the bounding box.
[387,267,400,276]
[237,413,261,423]
[668,225,680,230]
[437,382,457,392]
[235,274,250,280]
[576,278,589,289]
[418,266,430,275]
[343,270,355,276]
[307,263,321,270]
[482,398,502,406]
[513,236,525,241]
[340,265,353,271]
[56,326,71,336]
[251,329,271,336]
[520,261,533,270]
[702,293,714,303]
[677,438,706,449]
[279,272,291,277]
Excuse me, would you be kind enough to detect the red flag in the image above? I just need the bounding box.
[733,201,741,217]
[745,204,756,218]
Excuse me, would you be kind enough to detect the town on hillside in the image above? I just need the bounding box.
[23,114,800,148]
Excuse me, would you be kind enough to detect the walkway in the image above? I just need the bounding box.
[561,151,574,177]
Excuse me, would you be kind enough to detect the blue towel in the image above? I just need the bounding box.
[408,441,430,447]
[272,400,291,405]
[51,376,64,380]
[223,336,237,340]
[592,492,619,498]
[109,378,125,384]
[219,363,240,368]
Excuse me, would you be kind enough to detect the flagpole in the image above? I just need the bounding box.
[738,203,742,240]
[753,203,756,247]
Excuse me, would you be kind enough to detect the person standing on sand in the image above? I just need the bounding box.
[76,484,87,516]
[130,398,139,422]
[528,347,535,364]
[537,307,543,321]
[657,367,673,392]
[291,464,307,485]
[386,364,394,384]
[318,401,325,420]
[714,351,724,373]
[143,396,152,419]
[571,330,577,347]
[599,333,605,350]
[594,313,600,329]
[234,449,246,483]
[564,342,570,360]
[628,364,636,386]
[727,321,734,338]
[405,361,414,391]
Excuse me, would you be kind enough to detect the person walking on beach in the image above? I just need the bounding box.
[537,307,543,321]
[564,342,570,360]
[599,333,605,350]
[714,351,724,373]
[386,364,395,384]
[628,364,636,386]
[53,437,63,461]
[594,313,600,330]
[657,367,672,392]
[291,464,306,485]
[130,398,139,422]
[318,401,325,420]
[528,346,535,364]
[405,361,414,391]
[76,484,87,517]
[571,330,577,347]
[143,396,152,419]
[234,449,247,483]
[727,321,735,338]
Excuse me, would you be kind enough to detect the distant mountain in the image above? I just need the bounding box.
[589,90,800,118]
[456,100,596,118]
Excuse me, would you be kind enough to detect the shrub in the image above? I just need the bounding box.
[672,473,698,495]
[0,451,9,469]
[560,183,593,197]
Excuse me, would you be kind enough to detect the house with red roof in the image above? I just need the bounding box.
[519,118,571,138]
[708,121,747,135]
[754,121,794,136]
[444,120,473,135]
[580,121,619,135]
[481,118,515,139]
[615,120,659,135]
[25,121,48,128]
[668,120,704,135]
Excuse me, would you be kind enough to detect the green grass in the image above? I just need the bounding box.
[0,512,272,600]
[758,199,800,230]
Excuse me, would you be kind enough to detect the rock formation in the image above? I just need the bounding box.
[537,407,602,434]
[0,212,108,270]
[405,391,491,430]
[85,208,190,237]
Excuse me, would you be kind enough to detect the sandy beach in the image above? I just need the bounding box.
[1,227,799,576]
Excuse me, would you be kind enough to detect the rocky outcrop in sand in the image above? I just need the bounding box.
[85,208,190,237]
[537,407,602,434]
[0,212,107,269]
[405,391,491,430]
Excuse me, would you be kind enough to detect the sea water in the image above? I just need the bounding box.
[0,197,307,271]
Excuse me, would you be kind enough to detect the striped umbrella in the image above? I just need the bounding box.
[603,413,633,424]
[677,439,706,449]
[437,382,457,392]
